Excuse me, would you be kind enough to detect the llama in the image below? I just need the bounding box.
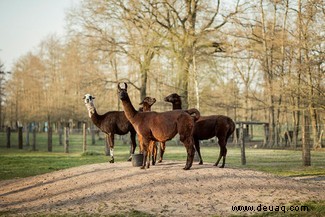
[139,96,156,112]
[83,94,137,163]
[118,83,200,170]
[138,96,159,165]
[164,93,235,168]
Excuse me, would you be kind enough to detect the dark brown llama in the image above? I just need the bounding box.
[164,93,235,168]
[83,94,137,163]
[118,83,200,170]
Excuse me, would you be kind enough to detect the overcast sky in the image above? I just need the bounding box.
[0,0,79,71]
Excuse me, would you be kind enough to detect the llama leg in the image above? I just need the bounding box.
[194,138,203,165]
[152,142,157,165]
[181,135,195,170]
[141,139,150,169]
[184,140,195,170]
[214,138,226,168]
[147,141,155,168]
[214,151,222,167]
[107,133,115,163]
[158,142,166,163]
[220,146,227,168]
[177,114,195,170]
[128,132,137,161]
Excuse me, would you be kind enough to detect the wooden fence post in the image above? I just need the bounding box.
[240,123,246,165]
[91,125,96,145]
[18,126,23,149]
[6,126,11,148]
[64,126,69,153]
[48,116,52,152]
[83,123,87,153]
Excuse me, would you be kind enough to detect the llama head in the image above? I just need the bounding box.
[117,82,128,100]
[83,94,96,117]
[164,93,181,104]
[83,94,95,104]
[139,97,156,106]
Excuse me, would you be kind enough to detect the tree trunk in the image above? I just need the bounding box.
[6,126,11,148]
[18,126,23,149]
[302,113,311,166]
[178,57,190,109]
[32,127,36,151]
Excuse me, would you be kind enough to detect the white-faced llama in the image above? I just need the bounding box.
[83,94,137,163]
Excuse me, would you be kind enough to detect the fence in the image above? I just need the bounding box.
[1,122,323,166]
[0,124,131,154]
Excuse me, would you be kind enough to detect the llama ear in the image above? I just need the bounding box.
[118,82,127,90]
[92,96,95,99]
[83,96,85,99]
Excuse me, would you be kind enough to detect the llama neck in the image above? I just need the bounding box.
[85,102,96,118]
[90,109,103,128]
[86,103,102,128]
[172,102,182,110]
[142,104,151,112]
[121,95,138,123]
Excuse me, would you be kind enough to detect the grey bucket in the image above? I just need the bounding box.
[132,154,143,167]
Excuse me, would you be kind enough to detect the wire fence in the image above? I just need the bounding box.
[0,123,324,154]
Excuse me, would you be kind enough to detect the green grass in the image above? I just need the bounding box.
[1,131,325,180]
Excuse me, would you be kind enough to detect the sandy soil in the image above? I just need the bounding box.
[0,161,324,217]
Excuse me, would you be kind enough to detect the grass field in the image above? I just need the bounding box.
[1,131,324,180]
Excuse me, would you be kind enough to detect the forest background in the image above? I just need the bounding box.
[0,0,324,149]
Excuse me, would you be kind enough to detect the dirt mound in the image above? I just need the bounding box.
[0,161,324,216]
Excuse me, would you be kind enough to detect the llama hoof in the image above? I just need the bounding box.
[109,158,114,163]
[158,160,162,163]
[219,165,225,168]
[198,161,203,165]
[183,166,191,170]
[127,157,132,161]
[140,166,146,169]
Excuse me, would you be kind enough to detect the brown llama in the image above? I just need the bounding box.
[164,93,235,168]
[83,94,137,163]
[118,83,200,170]
[138,96,159,165]
[139,96,156,112]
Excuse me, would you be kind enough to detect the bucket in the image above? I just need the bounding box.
[131,154,143,167]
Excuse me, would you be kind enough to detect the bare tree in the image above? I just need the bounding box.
[147,0,242,108]
[0,61,11,130]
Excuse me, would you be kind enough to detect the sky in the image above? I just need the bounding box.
[0,0,79,71]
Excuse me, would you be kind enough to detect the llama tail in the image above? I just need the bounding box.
[227,119,236,139]
[186,108,200,122]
